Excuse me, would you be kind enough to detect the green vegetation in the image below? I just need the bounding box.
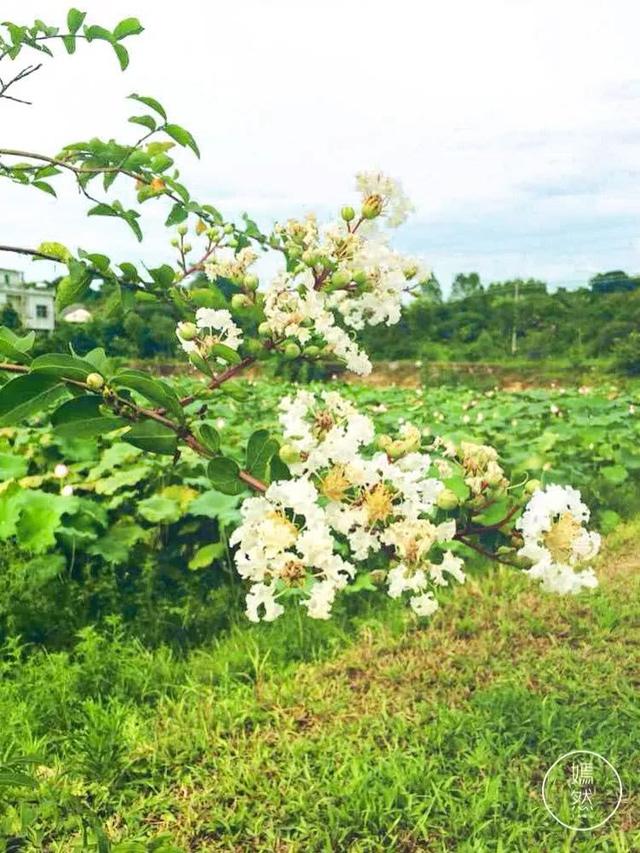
[0,515,638,850]
[362,274,640,371]
[1,379,638,650]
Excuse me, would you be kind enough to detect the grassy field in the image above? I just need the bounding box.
[2,516,638,851]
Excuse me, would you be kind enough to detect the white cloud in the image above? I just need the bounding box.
[1,0,640,291]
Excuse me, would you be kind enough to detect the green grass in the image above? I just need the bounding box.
[1,521,639,850]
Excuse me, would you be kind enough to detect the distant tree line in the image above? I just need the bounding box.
[361,270,640,373]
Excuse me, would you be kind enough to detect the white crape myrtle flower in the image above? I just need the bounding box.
[328,239,409,330]
[230,477,355,622]
[409,591,439,617]
[245,582,285,623]
[429,551,466,587]
[176,308,243,358]
[516,484,601,594]
[279,389,375,475]
[204,246,257,283]
[355,171,415,227]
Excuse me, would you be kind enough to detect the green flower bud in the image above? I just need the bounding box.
[177,321,198,341]
[226,238,238,248]
[302,249,321,267]
[524,478,541,495]
[258,322,272,337]
[436,488,460,511]
[86,372,105,391]
[177,224,188,236]
[244,274,259,291]
[223,223,234,234]
[386,440,406,460]
[352,270,368,285]
[231,293,251,310]
[283,342,301,360]
[376,434,392,450]
[244,338,263,356]
[362,193,384,219]
[279,443,301,465]
[330,269,351,288]
[182,243,193,253]
[170,237,180,248]
[341,205,356,222]
[303,345,320,358]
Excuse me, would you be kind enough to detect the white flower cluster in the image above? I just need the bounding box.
[262,270,373,375]
[257,173,430,374]
[517,484,601,594]
[355,170,415,227]
[203,247,257,284]
[230,389,465,622]
[176,308,243,361]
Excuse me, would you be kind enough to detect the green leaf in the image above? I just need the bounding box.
[129,114,157,132]
[0,374,66,426]
[246,429,278,480]
[14,490,77,554]
[83,347,110,376]
[56,263,92,311]
[220,380,248,401]
[598,509,621,534]
[0,770,38,790]
[0,327,35,364]
[165,202,188,226]
[112,43,129,70]
[67,8,86,34]
[601,464,628,484]
[114,369,185,422]
[148,264,175,287]
[93,463,148,496]
[0,483,22,539]
[88,521,147,565]
[32,180,57,197]
[210,343,241,365]
[195,423,220,455]
[163,124,200,158]
[51,396,127,439]
[113,17,144,40]
[123,420,177,455]
[0,452,28,481]
[137,495,182,524]
[188,542,224,570]
[188,490,240,525]
[22,553,67,586]
[443,475,471,502]
[270,454,291,482]
[83,24,113,42]
[208,456,246,496]
[128,93,167,120]
[31,353,93,382]
[472,498,511,527]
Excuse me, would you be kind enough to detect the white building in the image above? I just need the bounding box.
[0,268,55,331]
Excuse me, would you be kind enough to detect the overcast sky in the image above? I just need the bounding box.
[2,0,640,293]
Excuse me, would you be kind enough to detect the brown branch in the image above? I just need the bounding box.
[0,244,63,263]
[0,63,42,104]
[457,503,522,537]
[0,360,268,493]
[454,534,520,568]
[0,362,28,373]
